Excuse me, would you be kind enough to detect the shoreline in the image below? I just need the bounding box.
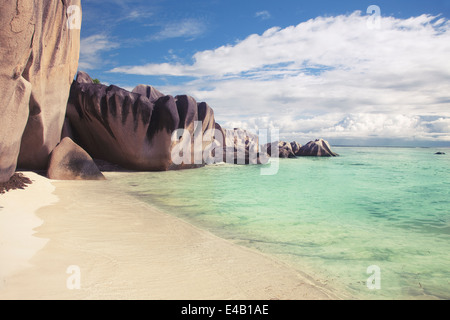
[0,172,57,291]
[0,172,340,300]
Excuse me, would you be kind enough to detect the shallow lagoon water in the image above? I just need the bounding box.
[111,147,450,299]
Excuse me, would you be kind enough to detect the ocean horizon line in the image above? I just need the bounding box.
[332,145,450,149]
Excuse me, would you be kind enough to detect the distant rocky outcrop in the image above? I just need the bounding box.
[47,137,105,181]
[290,142,302,156]
[263,139,337,158]
[214,124,266,165]
[0,0,81,183]
[297,139,339,157]
[66,72,217,171]
[265,141,297,159]
[0,2,343,185]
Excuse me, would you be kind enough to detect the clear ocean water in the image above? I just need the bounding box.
[110,147,450,300]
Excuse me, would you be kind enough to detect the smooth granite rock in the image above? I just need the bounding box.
[264,141,296,158]
[290,141,302,156]
[47,137,105,180]
[0,0,81,182]
[66,72,216,171]
[214,124,263,165]
[297,139,338,157]
[132,85,165,103]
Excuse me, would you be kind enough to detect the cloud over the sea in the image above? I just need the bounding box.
[110,11,450,145]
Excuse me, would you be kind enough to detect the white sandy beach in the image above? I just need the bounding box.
[0,172,339,300]
[0,172,57,291]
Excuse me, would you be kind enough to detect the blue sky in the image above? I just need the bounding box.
[79,0,450,146]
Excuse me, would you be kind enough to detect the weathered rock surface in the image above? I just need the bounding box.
[264,141,296,158]
[297,139,338,157]
[290,141,302,156]
[47,137,105,181]
[66,72,216,171]
[75,70,94,84]
[0,0,81,183]
[263,139,337,158]
[214,124,264,165]
[132,85,164,103]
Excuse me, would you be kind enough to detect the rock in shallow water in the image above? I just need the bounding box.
[214,124,265,165]
[263,141,297,158]
[290,141,302,156]
[297,139,339,157]
[263,139,337,158]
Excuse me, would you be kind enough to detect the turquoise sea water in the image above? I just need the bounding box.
[110,147,450,300]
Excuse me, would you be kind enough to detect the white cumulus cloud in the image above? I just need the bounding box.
[110,11,450,144]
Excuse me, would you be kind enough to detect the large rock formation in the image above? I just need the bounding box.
[263,139,337,158]
[297,139,339,157]
[290,141,302,156]
[66,72,217,171]
[214,124,266,165]
[47,137,105,181]
[132,85,164,103]
[0,0,81,183]
[265,141,297,159]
